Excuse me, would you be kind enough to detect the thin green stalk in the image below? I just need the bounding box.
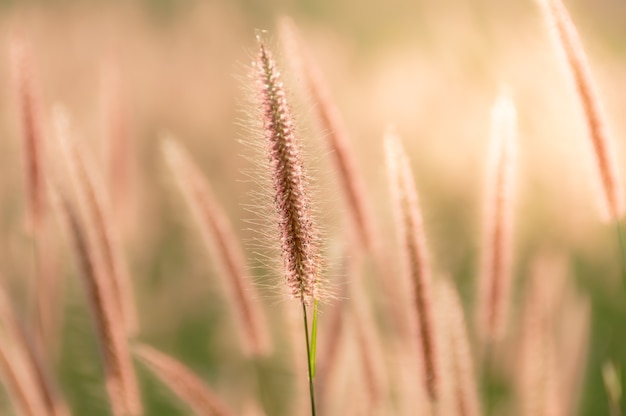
[302,302,317,416]
[310,300,319,378]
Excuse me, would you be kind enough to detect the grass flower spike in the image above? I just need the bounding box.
[385,127,440,402]
[254,37,321,415]
[538,0,623,220]
[53,109,141,416]
[254,40,320,306]
[163,138,270,357]
[477,95,517,343]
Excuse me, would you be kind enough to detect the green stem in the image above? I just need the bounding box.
[310,300,319,378]
[302,302,317,416]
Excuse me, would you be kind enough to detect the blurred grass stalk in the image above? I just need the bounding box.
[539,0,626,412]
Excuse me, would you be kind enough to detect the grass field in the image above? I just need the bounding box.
[0,0,624,415]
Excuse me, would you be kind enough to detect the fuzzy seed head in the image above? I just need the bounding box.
[254,41,320,305]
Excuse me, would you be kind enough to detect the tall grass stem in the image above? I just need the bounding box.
[303,302,317,416]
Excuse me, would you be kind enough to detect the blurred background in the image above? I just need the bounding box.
[0,0,625,414]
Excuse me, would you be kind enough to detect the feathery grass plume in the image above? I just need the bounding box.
[438,280,481,416]
[10,37,46,235]
[135,344,235,416]
[384,127,440,401]
[52,110,142,416]
[53,106,138,336]
[476,95,517,344]
[537,0,623,220]
[278,17,378,253]
[254,39,321,305]
[9,36,62,363]
[253,37,322,415]
[163,138,270,357]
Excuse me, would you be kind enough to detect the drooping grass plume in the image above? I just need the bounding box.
[384,127,440,402]
[53,106,138,336]
[438,280,481,416]
[135,344,235,416]
[52,110,142,416]
[163,138,270,357]
[278,17,378,254]
[9,37,46,235]
[9,35,62,361]
[537,0,623,221]
[253,37,322,415]
[8,40,69,416]
[476,95,517,344]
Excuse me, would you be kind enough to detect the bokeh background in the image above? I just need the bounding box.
[0,0,625,414]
